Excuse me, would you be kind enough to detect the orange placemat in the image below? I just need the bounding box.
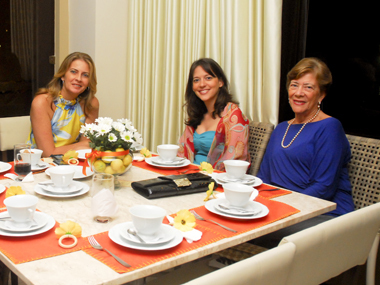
[83,197,300,273]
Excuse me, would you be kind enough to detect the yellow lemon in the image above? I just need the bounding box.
[93,159,106,172]
[102,150,114,163]
[123,154,133,166]
[111,159,125,173]
[104,166,115,175]
[115,147,125,159]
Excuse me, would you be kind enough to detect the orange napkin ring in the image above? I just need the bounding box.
[58,234,78,248]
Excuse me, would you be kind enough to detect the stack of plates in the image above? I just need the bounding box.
[145,157,191,169]
[205,198,269,220]
[109,222,183,251]
[212,173,263,187]
[0,211,55,237]
[34,181,90,198]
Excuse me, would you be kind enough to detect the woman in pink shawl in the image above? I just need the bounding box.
[178,58,250,171]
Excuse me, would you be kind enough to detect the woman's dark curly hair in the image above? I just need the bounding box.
[184,58,237,128]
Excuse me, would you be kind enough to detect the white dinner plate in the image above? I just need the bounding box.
[0,211,48,232]
[0,162,12,173]
[77,149,92,160]
[109,222,183,251]
[34,181,89,198]
[45,165,94,179]
[0,212,55,237]
[0,185,5,194]
[212,173,263,187]
[39,181,83,194]
[145,157,191,169]
[150,157,187,166]
[120,222,176,245]
[205,199,269,220]
[214,198,262,216]
[31,161,50,171]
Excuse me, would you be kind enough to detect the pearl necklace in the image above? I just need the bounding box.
[281,108,321,148]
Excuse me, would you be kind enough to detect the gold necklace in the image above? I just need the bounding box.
[281,108,320,149]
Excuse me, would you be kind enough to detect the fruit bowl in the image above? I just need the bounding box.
[89,150,133,176]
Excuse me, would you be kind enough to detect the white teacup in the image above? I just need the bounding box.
[129,205,166,236]
[20,149,43,167]
[4,195,38,226]
[49,166,75,188]
[223,183,256,207]
[223,160,250,180]
[157,144,179,162]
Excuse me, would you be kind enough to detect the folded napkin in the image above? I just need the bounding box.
[91,188,118,217]
[4,172,34,183]
[166,215,202,243]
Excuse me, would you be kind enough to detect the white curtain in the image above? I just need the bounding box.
[125,0,282,151]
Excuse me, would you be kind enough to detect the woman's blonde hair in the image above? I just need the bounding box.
[35,52,97,116]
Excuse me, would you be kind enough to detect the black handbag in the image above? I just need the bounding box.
[131,172,217,199]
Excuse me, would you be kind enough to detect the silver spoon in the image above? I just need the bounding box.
[218,204,261,215]
[127,228,146,243]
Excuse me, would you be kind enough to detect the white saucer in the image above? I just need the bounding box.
[120,222,176,245]
[151,157,187,166]
[40,181,83,194]
[109,222,183,251]
[0,184,5,194]
[0,211,48,232]
[0,161,12,173]
[45,165,94,179]
[132,143,144,151]
[205,199,269,220]
[77,149,92,160]
[31,161,49,171]
[0,212,55,237]
[215,199,262,216]
[213,173,263,187]
[145,157,191,169]
[34,181,89,198]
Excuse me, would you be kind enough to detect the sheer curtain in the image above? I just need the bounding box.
[125,0,282,151]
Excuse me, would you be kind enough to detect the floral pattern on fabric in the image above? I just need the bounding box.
[27,94,85,148]
[178,102,250,171]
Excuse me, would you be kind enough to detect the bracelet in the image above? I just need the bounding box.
[58,234,78,248]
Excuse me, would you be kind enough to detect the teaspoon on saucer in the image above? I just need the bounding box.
[218,204,260,215]
[127,228,146,243]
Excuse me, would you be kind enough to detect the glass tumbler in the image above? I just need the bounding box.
[14,143,32,181]
[91,173,118,223]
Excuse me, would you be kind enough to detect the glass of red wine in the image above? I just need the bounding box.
[14,143,32,181]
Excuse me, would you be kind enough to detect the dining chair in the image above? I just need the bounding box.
[0,116,30,161]
[247,121,274,176]
[183,241,296,285]
[279,202,380,285]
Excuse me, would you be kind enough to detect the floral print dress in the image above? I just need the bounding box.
[27,94,85,148]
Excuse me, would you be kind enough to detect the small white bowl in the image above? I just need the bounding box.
[223,160,250,180]
[223,183,257,207]
[157,144,179,162]
[129,205,166,236]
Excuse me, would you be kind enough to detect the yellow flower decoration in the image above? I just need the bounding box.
[140,147,152,158]
[62,150,78,164]
[5,186,26,198]
[199,162,213,174]
[55,220,82,238]
[204,182,216,201]
[173,209,196,232]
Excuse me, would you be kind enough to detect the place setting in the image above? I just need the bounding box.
[145,144,191,169]
[35,166,89,198]
[45,164,94,179]
[205,183,269,220]
[0,195,55,237]
[109,205,183,251]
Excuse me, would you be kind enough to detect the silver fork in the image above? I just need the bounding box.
[88,236,131,267]
[190,210,237,233]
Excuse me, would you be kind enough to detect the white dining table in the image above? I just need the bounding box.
[0,164,336,285]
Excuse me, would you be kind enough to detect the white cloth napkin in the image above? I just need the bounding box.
[166,215,202,243]
[91,188,118,217]
[4,172,34,182]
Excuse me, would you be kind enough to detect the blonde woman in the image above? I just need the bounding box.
[27,52,99,157]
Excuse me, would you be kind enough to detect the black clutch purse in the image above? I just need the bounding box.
[131,172,217,199]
